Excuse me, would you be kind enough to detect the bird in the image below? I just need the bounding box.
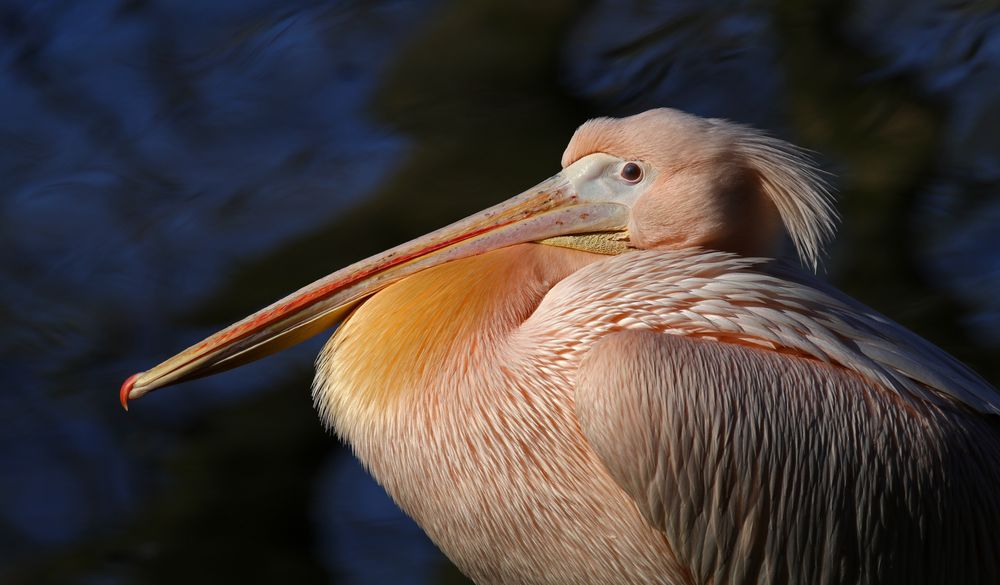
[121,108,1000,584]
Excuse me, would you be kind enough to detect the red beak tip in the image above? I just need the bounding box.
[120,372,141,412]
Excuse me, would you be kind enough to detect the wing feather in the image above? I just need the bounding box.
[575,330,1000,585]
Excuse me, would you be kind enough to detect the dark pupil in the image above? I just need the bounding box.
[621,162,641,181]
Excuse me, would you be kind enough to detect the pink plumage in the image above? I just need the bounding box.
[124,109,1000,584]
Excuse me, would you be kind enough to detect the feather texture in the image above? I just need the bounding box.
[314,245,1000,583]
[577,330,1000,584]
[525,249,1000,416]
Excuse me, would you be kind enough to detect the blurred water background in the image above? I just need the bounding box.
[1,0,998,583]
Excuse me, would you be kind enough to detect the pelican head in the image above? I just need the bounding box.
[120,108,834,407]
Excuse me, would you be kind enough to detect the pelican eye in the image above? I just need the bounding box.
[620,162,643,183]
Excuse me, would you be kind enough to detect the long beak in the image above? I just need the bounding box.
[120,154,631,409]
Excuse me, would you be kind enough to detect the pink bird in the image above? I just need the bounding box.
[121,109,1000,584]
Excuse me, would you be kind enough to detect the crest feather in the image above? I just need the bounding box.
[718,120,838,270]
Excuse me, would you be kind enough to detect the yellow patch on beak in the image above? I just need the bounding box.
[539,231,631,256]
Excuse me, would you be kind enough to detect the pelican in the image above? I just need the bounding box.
[121,109,1000,584]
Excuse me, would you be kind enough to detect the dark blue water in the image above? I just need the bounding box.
[1,0,997,582]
